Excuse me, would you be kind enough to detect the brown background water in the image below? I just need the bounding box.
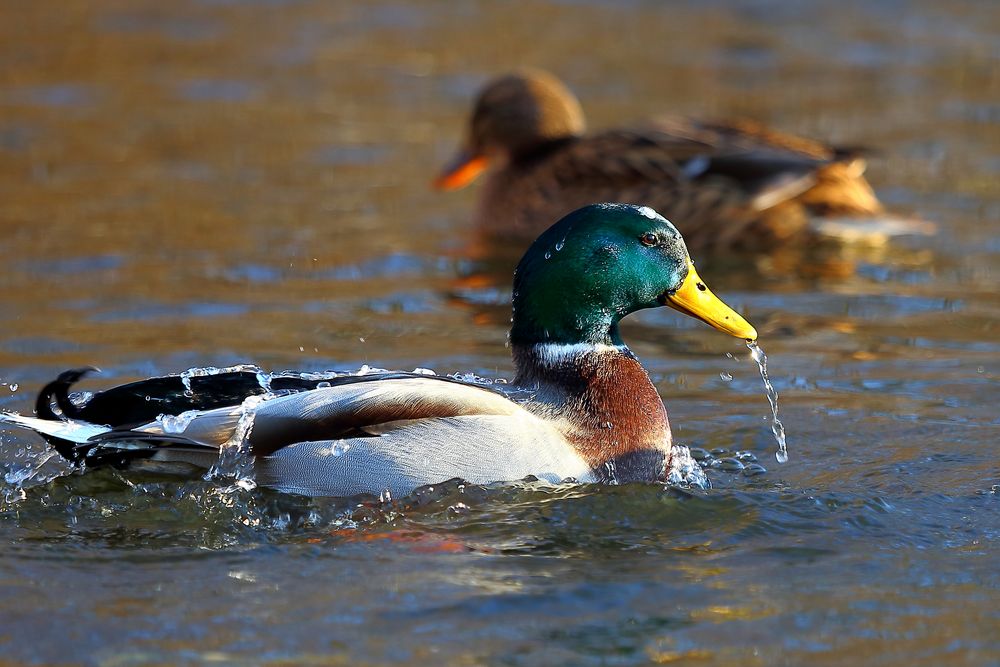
[0,1,998,665]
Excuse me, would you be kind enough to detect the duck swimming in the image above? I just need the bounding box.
[434,69,889,254]
[0,204,756,497]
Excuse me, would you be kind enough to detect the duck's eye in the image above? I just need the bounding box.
[639,232,658,247]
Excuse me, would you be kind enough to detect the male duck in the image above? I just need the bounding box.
[434,69,888,253]
[0,204,756,497]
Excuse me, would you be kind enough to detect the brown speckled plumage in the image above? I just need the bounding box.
[438,70,885,254]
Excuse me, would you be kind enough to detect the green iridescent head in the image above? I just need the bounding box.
[509,203,757,347]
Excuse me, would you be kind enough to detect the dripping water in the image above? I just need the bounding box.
[747,341,788,463]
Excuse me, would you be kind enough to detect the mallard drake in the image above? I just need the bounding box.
[434,69,887,253]
[0,204,756,497]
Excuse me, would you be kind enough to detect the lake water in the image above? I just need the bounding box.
[0,1,998,664]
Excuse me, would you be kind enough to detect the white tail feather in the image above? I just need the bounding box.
[0,412,110,443]
[810,215,937,244]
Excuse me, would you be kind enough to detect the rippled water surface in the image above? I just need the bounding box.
[1,1,998,665]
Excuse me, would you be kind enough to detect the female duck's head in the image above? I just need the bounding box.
[510,203,757,347]
[434,70,585,190]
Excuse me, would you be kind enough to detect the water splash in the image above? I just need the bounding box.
[448,371,503,386]
[1,447,70,506]
[355,364,389,376]
[180,364,270,397]
[604,459,618,485]
[207,394,265,490]
[666,445,709,488]
[747,341,788,463]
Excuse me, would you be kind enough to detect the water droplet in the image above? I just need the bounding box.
[719,372,732,382]
[8,383,17,392]
[601,421,614,429]
[688,447,711,461]
[718,457,745,472]
[544,251,552,260]
[319,443,351,457]
[743,463,767,477]
[555,239,565,252]
[157,410,198,434]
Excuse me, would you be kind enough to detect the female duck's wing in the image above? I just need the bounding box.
[670,117,838,159]
[592,121,828,207]
[490,125,824,250]
[657,117,884,216]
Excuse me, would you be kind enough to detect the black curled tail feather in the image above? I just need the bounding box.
[35,367,100,422]
[34,367,100,464]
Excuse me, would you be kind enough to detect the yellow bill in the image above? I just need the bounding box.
[663,261,757,341]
